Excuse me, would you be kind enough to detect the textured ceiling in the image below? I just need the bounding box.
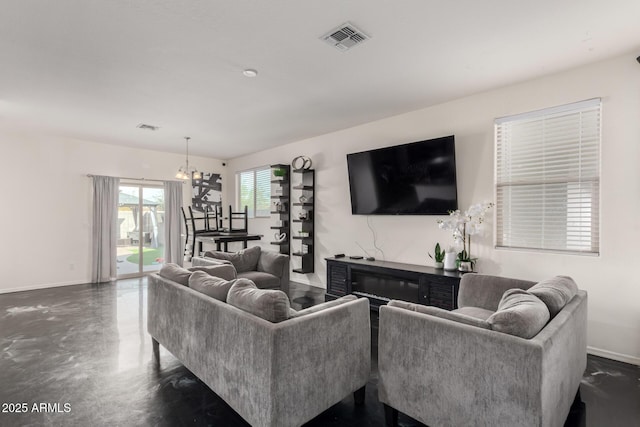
[1,0,639,159]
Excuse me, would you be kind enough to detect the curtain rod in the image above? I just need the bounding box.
[86,174,186,184]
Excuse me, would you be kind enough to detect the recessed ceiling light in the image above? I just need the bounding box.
[243,69,258,77]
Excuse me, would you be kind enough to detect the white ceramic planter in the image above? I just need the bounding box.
[443,252,457,271]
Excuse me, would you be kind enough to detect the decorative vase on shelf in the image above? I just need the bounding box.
[443,251,457,271]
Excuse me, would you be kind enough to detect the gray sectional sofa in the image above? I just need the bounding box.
[147,263,371,427]
[378,273,587,427]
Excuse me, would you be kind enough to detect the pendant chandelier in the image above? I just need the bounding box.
[176,137,201,180]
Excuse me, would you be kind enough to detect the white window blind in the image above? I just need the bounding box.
[495,98,600,254]
[237,166,271,218]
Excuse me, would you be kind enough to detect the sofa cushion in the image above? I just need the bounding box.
[158,263,192,286]
[291,295,358,318]
[203,246,261,273]
[487,289,550,339]
[388,300,491,329]
[238,271,280,289]
[188,271,236,302]
[452,306,495,321]
[528,276,578,318]
[227,278,292,323]
[188,264,237,281]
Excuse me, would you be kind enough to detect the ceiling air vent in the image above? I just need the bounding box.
[136,123,160,131]
[321,22,370,51]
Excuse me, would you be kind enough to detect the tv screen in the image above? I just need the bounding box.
[346,136,458,215]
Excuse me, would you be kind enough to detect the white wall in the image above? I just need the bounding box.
[0,127,226,293]
[226,52,640,365]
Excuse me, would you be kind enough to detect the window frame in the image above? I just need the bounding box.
[494,98,601,255]
[236,166,271,219]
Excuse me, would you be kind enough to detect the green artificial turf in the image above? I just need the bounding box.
[126,247,164,265]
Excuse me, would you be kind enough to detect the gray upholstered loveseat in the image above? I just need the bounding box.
[193,245,290,293]
[378,273,587,427]
[148,265,370,427]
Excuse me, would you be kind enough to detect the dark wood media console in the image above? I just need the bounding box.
[325,257,463,311]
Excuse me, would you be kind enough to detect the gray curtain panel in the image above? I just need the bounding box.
[163,181,184,266]
[91,175,119,283]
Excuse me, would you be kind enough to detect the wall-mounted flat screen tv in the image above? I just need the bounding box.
[346,135,458,215]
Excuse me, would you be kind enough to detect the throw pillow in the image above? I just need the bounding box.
[188,271,236,302]
[388,300,491,329]
[528,276,578,318]
[487,289,550,339]
[158,263,192,286]
[227,278,292,323]
[203,246,261,273]
[188,264,237,281]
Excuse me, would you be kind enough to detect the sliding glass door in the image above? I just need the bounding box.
[117,184,165,278]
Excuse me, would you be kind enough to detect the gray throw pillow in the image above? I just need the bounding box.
[188,264,237,281]
[203,246,261,273]
[388,300,491,329]
[528,276,578,318]
[158,263,192,286]
[227,278,292,323]
[188,271,236,302]
[487,289,550,339]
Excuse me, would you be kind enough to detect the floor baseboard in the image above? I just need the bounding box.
[588,346,640,366]
[0,279,90,295]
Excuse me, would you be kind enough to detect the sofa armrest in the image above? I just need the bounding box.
[378,303,544,427]
[534,290,588,427]
[271,297,371,424]
[458,273,535,311]
[379,291,587,427]
[256,251,290,291]
[292,294,357,317]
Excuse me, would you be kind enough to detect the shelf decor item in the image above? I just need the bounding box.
[292,156,312,171]
[273,167,287,179]
[437,202,494,271]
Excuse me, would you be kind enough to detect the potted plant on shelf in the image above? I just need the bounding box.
[273,168,286,179]
[428,243,445,269]
[437,202,494,272]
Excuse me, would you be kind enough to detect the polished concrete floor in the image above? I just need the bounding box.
[1,278,638,426]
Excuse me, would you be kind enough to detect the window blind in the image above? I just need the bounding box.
[255,168,271,217]
[495,98,600,254]
[237,166,271,218]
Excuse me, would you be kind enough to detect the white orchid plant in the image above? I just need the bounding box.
[437,202,494,264]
